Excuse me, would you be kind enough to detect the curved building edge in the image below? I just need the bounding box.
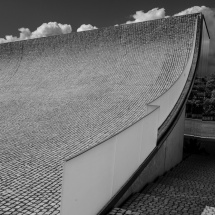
[60,14,209,215]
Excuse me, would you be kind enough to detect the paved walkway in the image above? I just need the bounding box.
[108,154,215,215]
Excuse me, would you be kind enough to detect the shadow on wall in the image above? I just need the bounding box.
[183,136,215,155]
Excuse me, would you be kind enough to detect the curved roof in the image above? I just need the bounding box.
[0,14,201,213]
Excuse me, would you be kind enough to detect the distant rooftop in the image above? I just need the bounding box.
[0,13,202,214]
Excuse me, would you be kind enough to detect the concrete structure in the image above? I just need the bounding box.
[0,13,210,215]
[185,118,215,139]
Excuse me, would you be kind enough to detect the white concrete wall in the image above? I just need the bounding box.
[61,106,159,215]
[116,108,185,206]
[164,108,185,172]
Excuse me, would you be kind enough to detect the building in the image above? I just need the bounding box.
[0,13,210,215]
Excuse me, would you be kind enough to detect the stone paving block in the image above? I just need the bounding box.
[122,193,208,215]
[142,182,215,202]
[108,208,141,215]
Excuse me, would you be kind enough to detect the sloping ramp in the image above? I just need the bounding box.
[0,14,202,214]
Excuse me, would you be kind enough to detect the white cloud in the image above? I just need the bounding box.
[0,22,72,43]
[77,24,98,32]
[126,8,166,24]
[174,6,207,16]
[31,22,71,38]
[0,35,19,43]
[0,5,214,76]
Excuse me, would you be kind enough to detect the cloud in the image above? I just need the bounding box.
[126,8,166,24]
[77,24,98,32]
[0,22,72,43]
[31,22,71,38]
[0,5,214,76]
[174,6,208,16]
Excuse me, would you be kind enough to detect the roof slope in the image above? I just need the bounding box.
[0,14,201,213]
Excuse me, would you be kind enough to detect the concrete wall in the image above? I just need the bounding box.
[116,108,185,206]
[61,107,186,215]
[196,20,210,77]
[164,108,185,172]
[61,106,159,215]
[185,118,215,138]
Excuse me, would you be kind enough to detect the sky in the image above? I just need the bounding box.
[0,0,213,37]
[0,0,214,73]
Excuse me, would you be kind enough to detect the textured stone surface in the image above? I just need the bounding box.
[108,208,141,215]
[0,14,201,213]
[201,206,215,215]
[109,154,215,215]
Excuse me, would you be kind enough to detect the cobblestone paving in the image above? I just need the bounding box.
[108,154,215,215]
[108,208,141,215]
[0,14,202,214]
